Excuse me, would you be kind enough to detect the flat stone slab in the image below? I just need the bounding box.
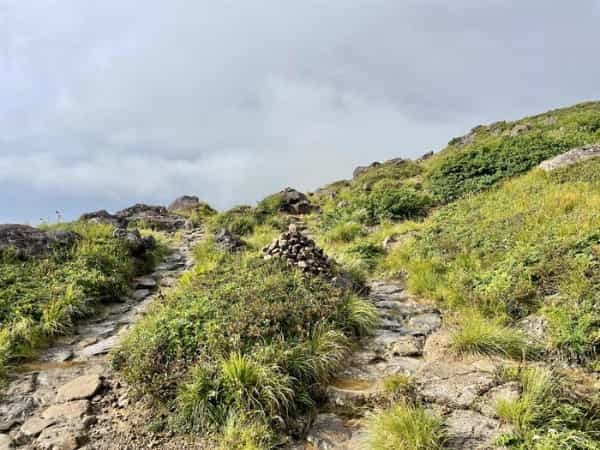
[132,289,152,301]
[21,416,55,437]
[39,348,74,363]
[0,434,12,450]
[37,424,88,450]
[78,335,119,358]
[42,400,90,420]
[56,375,102,403]
[307,414,353,450]
[134,276,157,289]
[444,409,510,450]
[417,361,497,408]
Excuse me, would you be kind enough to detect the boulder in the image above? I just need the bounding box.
[0,225,79,259]
[417,150,434,161]
[352,162,381,179]
[539,144,600,171]
[112,228,156,257]
[275,188,313,215]
[214,228,246,252]
[78,210,126,228]
[115,203,189,232]
[168,195,200,212]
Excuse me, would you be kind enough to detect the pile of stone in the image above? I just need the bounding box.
[262,225,331,276]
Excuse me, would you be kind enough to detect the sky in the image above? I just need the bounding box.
[2,1,600,224]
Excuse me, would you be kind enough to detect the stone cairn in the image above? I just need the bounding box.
[262,224,331,276]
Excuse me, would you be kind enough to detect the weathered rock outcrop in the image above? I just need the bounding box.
[168,195,200,212]
[353,162,381,178]
[0,225,79,259]
[78,210,126,228]
[539,144,600,171]
[273,188,313,215]
[115,204,190,232]
[112,228,156,257]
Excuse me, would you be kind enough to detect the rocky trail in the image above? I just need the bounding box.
[0,228,205,450]
[300,280,516,450]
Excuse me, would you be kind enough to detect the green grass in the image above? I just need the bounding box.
[495,367,600,449]
[0,222,163,380]
[366,402,446,450]
[449,310,539,360]
[385,162,600,365]
[113,240,376,440]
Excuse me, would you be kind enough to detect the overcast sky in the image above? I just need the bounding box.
[2,1,600,223]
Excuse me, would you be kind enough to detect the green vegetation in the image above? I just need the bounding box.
[449,310,539,360]
[0,222,163,379]
[172,202,217,226]
[495,367,600,449]
[366,401,446,450]
[113,238,377,442]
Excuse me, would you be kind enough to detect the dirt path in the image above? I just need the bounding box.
[300,280,515,450]
[0,228,205,450]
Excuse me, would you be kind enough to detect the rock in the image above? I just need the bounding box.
[42,400,90,420]
[273,187,313,215]
[168,195,201,212]
[418,150,434,161]
[306,414,353,450]
[444,409,510,449]
[416,361,497,408]
[214,228,246,252]
[508,123,531,137]
[0,434,12,450]
[0,225,79,259]
[56,375,102,403]
[475,382,520,418]
[389,337,423,357]
[381,234,398,251]
[36,424,88,450]
[115,204,189,232]
[112,228,156,257]
[135,276,157,289]
[132,289,152,301]
[21,417,55,437]
[353,162,381,178]
[518,314,548,341]
[79,210,126,228]
[262,226,332,276]
[407,312,442,335]
[40,348,73,363]
[538,144,600,171]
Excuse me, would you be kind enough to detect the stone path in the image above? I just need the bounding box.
[302,280,515,450]
[0,228,204,450]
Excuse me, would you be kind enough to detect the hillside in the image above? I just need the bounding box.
[1,102,599,449]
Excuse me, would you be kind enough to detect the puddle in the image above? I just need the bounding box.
[16,359,88,373]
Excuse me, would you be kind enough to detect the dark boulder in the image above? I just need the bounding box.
[115,203,190,232]
[112,228,156,257]
[352,162,381,179]
[168,195,200,212]
[0,224,79,259]
[214,228,246,252]
[417,151,434,161]
[79,210,126,228]
[276,188,313,215]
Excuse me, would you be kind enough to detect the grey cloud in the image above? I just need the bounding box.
[1,1,600,222]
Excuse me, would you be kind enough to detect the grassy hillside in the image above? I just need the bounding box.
[0,222,164,379]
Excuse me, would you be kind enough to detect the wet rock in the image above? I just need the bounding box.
[306,414,353,450]
[78,335,119,358]
[79,210,126,228]
[135,276,157,289]
[327,378,383,407]
[214,228,246,252]
[42,400,90,420]
[21,417,55,437]
[40,348,73,363]
[132,289,152,301]
[0,225,79,259]
[56,375,102,403]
